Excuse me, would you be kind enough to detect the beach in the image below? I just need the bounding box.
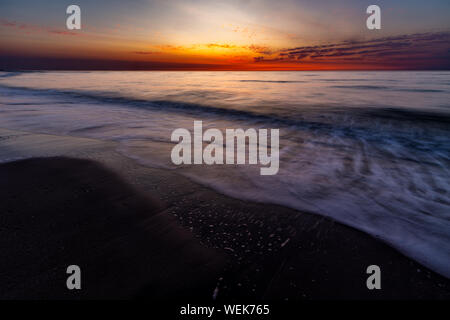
[1,0,450,308]
[0,128,448,300]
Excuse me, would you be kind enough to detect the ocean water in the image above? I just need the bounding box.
[0,71,449,277]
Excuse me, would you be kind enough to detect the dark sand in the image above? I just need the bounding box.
[0,129,449,300]
[0,157,225,299]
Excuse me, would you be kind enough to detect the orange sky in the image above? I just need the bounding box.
[1,0,449,70]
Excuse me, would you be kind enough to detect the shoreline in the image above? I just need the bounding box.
[0,127,449,299]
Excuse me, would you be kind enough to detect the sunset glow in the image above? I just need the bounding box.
[1,0,450,70]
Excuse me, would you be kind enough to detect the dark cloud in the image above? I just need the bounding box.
[256,32,450,69]
[0,56,234,71]
[1,19,81,36]
[132,51,162,55]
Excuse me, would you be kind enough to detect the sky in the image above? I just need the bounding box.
[1,0,450,70]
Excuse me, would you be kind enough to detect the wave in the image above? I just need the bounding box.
[1,84,449,129]
[397,88,444,93]
[330,85,390,90]
[363,107,450,124]
[320,78,398,82]
[237,80,306,83]
[1,84,449,163]
[0,71,24,79]
[330,84,444,93]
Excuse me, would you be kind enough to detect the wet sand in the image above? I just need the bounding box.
[0,128,448,300]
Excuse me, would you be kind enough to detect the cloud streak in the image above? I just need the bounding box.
[254,32,450,69]
[0,19,82,37]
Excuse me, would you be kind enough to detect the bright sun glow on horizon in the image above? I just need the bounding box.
[1,0,449,70]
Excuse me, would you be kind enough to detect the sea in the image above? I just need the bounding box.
[0,70,449,277]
